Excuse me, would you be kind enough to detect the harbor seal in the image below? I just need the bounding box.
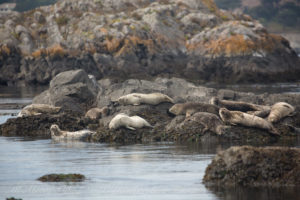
[210,97,270,112]
[184,112,228,135]
[109,113,153,130]
[116,93,174,106]
[219,108,279,136]
[267,102,295,123]
[18,104,61,117]
[50,124,96,141]
[85,106,109,120]
[169,102,220,117]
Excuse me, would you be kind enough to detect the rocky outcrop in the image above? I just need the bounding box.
[33,69,99,113]
[203,146,300,186]
[0,0,299,86]
[1,75,300,143]
[0,111,85,138]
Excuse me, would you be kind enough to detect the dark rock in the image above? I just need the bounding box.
[0,111,86,138]
[38,174,85,182]
[203,146,300,186]
[33,69,99,114]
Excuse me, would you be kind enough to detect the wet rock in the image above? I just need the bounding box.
[33,69,99,114]
[38,174,85,182]
[6,198,22,200]
[203,146,300,186]
[0,111,86,138]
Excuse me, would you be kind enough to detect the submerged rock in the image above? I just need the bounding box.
[203,146,300,186]
[38,173,85,182]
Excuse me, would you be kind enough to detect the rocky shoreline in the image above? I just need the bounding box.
[1,69,299,144]
[0,69,299,187]
[0,0,300,86]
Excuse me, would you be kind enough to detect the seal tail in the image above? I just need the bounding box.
[269,126,280,136]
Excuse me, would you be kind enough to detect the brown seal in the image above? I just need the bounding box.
[210,97,270,112]
[169,102,220,117]
[219,108,279,136]
[185,112,229,135]
[85,106,110,120]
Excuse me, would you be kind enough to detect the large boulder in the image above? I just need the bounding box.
[33,69,99,113]
[0,0,299,86]
[203,146,300,186]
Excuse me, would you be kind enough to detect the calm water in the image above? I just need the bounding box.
[0,85,300,200]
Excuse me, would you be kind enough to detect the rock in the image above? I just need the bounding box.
[2,77,300,144]
[0,111,86,138]
[38,174,85,182]
[34,11,45,24]
[6,198,22,200]
[0,0,299,86]
[33,69,99,113]
[203,146,300,186]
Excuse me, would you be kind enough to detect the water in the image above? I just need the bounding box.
[0,85,300,200]
[205,82,300,94]
[0,138,217,200]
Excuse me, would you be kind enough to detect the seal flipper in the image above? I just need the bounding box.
[288,111,297,117]
[126,126,136,130]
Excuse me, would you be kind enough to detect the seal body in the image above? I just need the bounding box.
[185,112,227,135]
[169,102,219,117]
[18,104,61,117]
[109,113,153,130]
[117,93,174,106]
[210,97,269,112]
[85,107,109,120]
[50,124,95,141]
[267,102,295,123]
[219,108,279,135]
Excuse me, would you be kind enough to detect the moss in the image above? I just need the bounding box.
[55,16,69,27]
[187,32,287,56]
[38,173,85,182]
[142,24,151,32]
[0,44,11,56]
[202,0,218,13]
[32,44,66,58]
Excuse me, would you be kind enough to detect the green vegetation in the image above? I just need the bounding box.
[55,15,69,27]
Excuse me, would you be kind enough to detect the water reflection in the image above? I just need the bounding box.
[0,137,217,200]
[0,137,299,200]
[206,185,300,200]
